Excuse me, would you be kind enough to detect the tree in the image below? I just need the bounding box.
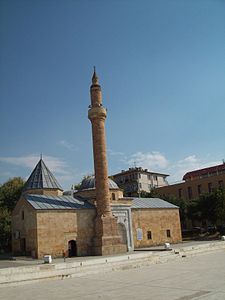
[0,177,24,252]
[0,177,24,211]
[186,188,225,228]
[0,207,11,251]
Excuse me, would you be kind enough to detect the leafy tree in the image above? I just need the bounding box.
[178,190,225,229]
[214,189,225,224]
[0,207,11,251]
[0,177,24,211]
[0,177,24,252]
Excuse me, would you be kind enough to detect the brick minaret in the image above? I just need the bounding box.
[88,68,127,255]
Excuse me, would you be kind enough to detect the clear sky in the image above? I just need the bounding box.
[0,0,225,189]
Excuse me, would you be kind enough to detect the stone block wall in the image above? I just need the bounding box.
[36,209,96,258]
[12,199,38,256]
[132,208,182,248]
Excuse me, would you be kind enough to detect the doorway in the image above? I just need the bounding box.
[68,240,77,257]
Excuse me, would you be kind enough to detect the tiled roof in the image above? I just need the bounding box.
[25,194,94,210]
[183,163,225,180]
[131,198,178,209]
[23,159,63,191]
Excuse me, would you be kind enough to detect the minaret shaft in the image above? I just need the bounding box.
[88,69,127,256]
[88,69,111,217]
[91,117,111,216]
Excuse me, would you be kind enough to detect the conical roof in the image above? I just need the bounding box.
[23,159,63,191]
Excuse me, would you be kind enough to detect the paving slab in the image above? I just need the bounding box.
[0,249,224,300]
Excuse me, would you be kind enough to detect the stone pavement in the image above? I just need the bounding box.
[0,240,221,269]
[0,249,225,300]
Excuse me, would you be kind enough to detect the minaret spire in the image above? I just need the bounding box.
[90,66,102,107]
[92,66,99,85]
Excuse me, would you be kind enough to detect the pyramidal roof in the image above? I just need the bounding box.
[23,159,63,191]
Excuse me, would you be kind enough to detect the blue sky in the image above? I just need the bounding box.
[0,0,225,189]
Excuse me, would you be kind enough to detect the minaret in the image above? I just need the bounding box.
[88,68,127,255]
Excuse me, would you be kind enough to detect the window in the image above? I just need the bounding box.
[218,180,224,189]
[208,182,212,193]
[166,229,171,238]
[197,184,202,195]
[154,175,158,181]
[21,210,24,220]
[112,193,116,200]
[147,174,151,180]
[138,173,141,179]
[147,231,152,240]
[139,183,142,189]
[178,188,182,199]
[187,187,192,199]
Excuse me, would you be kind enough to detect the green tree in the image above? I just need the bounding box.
[214,189,225,224]
[188,189,225,227]
[0,177,24,211]
[0,207,11,251]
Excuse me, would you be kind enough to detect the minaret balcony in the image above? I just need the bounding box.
[88,106,107,120]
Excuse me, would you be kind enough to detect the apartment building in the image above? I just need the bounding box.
[155,163,225,200]
[112,167,169,196]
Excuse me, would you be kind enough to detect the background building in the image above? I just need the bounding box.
[112,167,169,196]
[155,163,225,201]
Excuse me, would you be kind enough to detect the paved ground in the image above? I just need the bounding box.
[0,240,220,269]
[0,249,225,300]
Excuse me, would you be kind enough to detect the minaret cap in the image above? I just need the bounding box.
[92,66,99,85]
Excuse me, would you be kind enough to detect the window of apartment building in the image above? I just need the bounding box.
[147,174,151,180]
[147,231,152,240]
[21,210,24,220]
[218,180,224,189]
[197,184,202,195]
[187,187,192,199]
[153,175,158,181]
[208,182,212,193]
[166,229,171,238]
[178,188,182,199]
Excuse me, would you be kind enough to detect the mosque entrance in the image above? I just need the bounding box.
[118,223,128,249]
[68,240,77,257]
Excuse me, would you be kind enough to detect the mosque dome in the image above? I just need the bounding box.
[79,176,119,191]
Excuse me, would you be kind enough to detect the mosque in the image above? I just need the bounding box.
[12,70,182,258]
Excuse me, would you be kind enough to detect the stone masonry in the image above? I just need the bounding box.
[88,68,127,255]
